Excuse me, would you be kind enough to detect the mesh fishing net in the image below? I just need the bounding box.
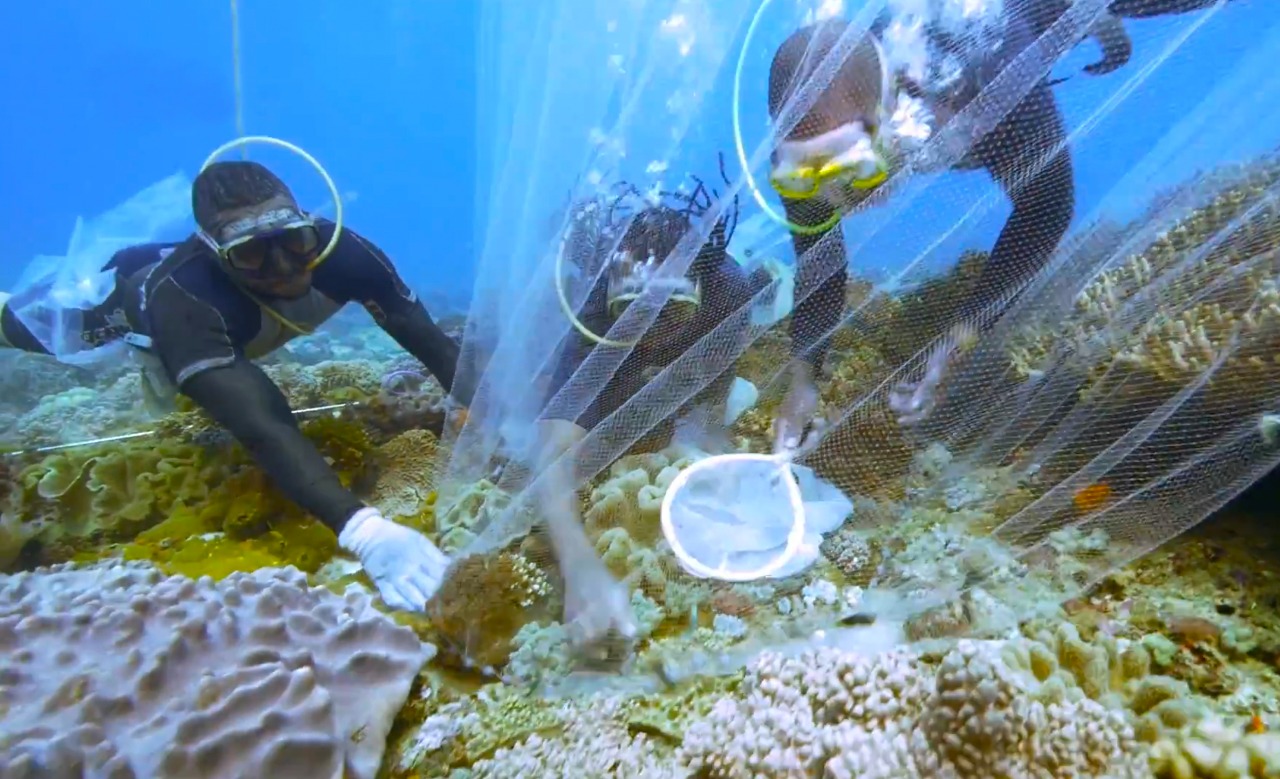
[433,0,1275,684]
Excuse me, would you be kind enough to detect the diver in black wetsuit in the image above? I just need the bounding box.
[765,0,1234,436]
[0,160,468,612]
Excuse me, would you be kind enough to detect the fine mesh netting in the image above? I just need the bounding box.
[431,0,1273,678]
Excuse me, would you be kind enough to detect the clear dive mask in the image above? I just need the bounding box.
[198,207,320,277]
[605,250,702,322]
[769,122,890,202]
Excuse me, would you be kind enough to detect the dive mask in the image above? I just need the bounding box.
[605,250,702,321]
[769,122,889,201]
[198,207,320,276]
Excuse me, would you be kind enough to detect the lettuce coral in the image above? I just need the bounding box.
[7,437,230,561]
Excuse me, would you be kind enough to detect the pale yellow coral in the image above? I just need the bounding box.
[1008,158,1280,393]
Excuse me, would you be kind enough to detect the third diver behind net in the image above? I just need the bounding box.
[764,0,1237,438]
[532,169,772,655]
[0,160,469,612]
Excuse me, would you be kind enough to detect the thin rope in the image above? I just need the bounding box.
[230,0,247,159]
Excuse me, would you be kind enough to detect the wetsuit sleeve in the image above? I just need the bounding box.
[325,227,468,404]
[180,359,365,533]
[968,80,1074,324]
[145,276,364,533]
[541,274,636,430]
[783,197,848,373]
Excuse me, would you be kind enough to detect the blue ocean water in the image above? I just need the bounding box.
[0,0,478,310]
[2,1,1274,305]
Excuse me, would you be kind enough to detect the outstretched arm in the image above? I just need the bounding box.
[968,80,1074,325]
[888,81,1074,425]
[784,197,849,373]
[148,274,448,610]
[182,359,365,531]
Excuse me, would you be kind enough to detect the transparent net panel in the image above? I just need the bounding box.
[434,0,1275,682]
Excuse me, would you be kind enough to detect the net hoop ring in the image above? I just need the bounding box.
[659,452,807,582]
[199,136,344,271]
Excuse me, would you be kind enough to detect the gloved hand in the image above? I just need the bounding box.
[338,506,450,611]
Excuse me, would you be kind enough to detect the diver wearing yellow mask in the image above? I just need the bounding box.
[765,1,1234,433]
[765,10,1075,434]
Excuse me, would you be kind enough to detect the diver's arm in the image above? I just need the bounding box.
[323,223,469,404]
[376,299,466,402]
[145,274,364,533]
[783,197,848,374]
[969,82,1074,324]
[181,360,365,533]
[540,272,626,429]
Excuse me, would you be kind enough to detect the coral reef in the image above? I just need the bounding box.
[0,561,433,779]
[1007,158,1280,399]
[680,636,1148,778]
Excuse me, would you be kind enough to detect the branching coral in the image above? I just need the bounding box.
[678,636,1152,778]
[6,438,231,563]
[1008,157,1280,396]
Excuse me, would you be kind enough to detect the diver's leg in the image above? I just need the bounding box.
[0,298,50,353]
[1109,0,1226,19]
[0,273,131,357]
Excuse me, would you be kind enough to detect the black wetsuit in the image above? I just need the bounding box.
[542,250,771,436]
[1,219,462,534]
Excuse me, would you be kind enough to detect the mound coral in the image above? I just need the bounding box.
[370,428,439,519]
[0,561,433,779]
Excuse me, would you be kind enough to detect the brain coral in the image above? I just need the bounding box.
[0,562,434,779]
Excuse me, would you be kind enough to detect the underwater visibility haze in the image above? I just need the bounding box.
[4,0,1280,777]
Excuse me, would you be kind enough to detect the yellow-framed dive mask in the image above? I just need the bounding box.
[768,122,890,202]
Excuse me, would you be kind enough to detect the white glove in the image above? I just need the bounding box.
[338,507,450,611]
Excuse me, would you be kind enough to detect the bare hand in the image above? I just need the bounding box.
[888,323,975,426]
[774,362,820,455]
